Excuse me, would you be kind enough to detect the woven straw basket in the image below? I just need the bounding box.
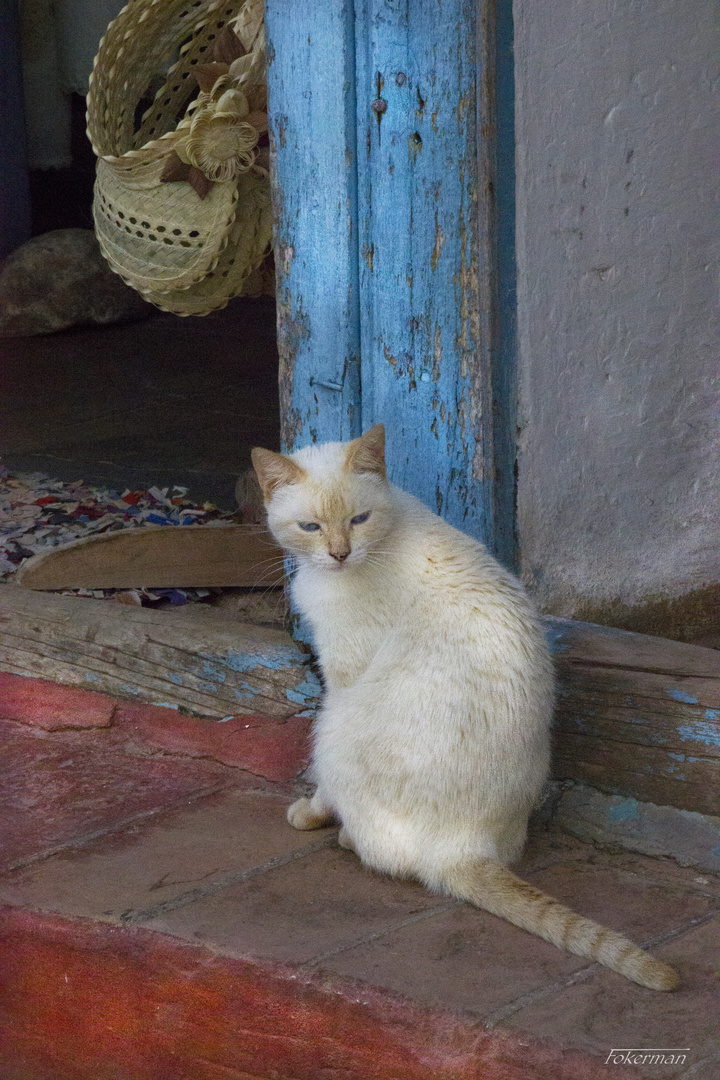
[87,0,272,315]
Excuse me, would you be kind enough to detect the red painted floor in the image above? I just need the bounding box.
[1,674,718,1080]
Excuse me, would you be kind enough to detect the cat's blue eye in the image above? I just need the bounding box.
[350,511,371,525]
[298,522,321,532]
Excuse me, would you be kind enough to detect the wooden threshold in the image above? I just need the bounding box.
[0,584,717,814]
[0,584,318,721]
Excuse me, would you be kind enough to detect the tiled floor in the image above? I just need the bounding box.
[1,700,718,1080]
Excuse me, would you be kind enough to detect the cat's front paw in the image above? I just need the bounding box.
[287,796,334,830]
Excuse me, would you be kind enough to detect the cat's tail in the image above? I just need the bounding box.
[442,860,680,991]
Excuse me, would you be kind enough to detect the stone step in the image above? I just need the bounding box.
[0,679,718,1080]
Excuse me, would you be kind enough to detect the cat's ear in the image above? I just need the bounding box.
[344,424,386,478]
[251,447,306,502]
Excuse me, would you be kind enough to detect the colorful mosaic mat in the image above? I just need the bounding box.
[0,464,236,606]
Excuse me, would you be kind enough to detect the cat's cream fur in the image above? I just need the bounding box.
[251,425,679,991]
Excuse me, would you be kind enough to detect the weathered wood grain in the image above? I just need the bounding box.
[266,1,497,549]
[545,616,720,815]
[14,525,284,590]
[355,0,494,544]
[265,0,362,450]
[0,586,320,719]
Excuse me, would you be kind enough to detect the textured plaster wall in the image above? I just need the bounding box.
[513,0,717,618]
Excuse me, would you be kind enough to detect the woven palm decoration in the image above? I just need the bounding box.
[87,0,272,315]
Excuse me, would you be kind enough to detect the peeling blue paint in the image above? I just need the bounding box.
[285,672,322,706]
[705,709,720,722]
[266,0,497,553]
[607,797,639,822]
[543,623,571,654]
[118,684,141,695]
[154,702,180,710]
[198,648,301,676]
[200,660,226,686]
[232,686,258,702]
[84,673,101,682]
[167,672,183,685]
[678,721,720,749]
[666,688,700,705]
[224,650,289,674]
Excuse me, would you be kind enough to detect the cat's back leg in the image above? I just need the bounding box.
[287,791,337,830]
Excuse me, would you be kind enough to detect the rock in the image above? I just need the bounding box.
[0,229,153,336]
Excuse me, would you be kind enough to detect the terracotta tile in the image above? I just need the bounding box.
[0,672,115,729]
[145,843,445,963]
[501,916,720,1079]
[315,898,588,1017]
[0,789,318,922]
[525,859,715,946]
[114,701,312,781]
[298,854,718,1020]
[523,825,720,901]
[0,718,237,870]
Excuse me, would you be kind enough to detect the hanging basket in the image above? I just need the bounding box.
[87,0,272,315]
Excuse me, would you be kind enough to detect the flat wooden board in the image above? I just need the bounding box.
[14,524,284,590]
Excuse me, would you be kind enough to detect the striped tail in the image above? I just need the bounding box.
[443,860,679,991]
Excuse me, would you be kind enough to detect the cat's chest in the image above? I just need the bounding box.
[292,565,401,685]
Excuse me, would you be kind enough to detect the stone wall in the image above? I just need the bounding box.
[513,0,717,634]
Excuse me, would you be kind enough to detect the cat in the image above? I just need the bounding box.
[251,424,679,991]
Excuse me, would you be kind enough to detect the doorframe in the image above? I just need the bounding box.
[264,0,517,568]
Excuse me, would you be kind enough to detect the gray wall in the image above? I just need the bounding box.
[513,0,717,625]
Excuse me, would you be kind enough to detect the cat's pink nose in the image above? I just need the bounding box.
[329,549,350,562]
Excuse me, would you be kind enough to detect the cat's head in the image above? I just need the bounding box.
[251,425,397,570]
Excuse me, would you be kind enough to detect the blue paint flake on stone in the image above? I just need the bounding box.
[607,797,639,822]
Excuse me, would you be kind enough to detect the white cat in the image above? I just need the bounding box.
[251,424,679,991]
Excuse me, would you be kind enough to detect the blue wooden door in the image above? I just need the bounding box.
[265,0,503,553]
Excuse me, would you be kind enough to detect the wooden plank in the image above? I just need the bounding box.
[545,615,720,677]
[1,582,715,809]
[545,616,720,815]
[14,525,284,590]
[0,585,320,719]
[355,0,495,543]
[265,0,362,450]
